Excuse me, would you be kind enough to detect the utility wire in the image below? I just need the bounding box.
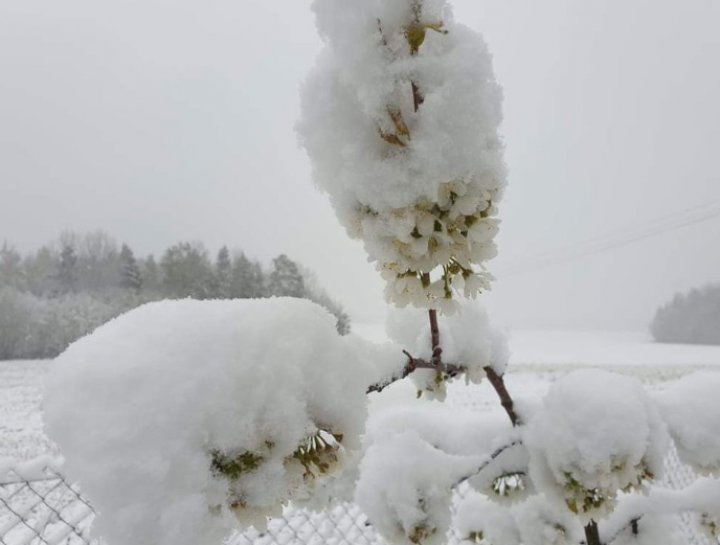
[497,199,720,277]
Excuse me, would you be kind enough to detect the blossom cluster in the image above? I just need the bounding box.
[45,298,402,545]
[299,0,506,312]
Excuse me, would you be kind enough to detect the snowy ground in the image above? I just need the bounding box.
[0,359,57,461]
[2,331,719,545]
[2,328,719,463]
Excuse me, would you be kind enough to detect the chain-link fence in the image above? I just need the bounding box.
[0,447,713,545]
[0,461,93,545]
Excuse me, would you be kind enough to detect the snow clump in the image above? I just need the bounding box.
[355,430,480,545]
[44,298,401,545]
[356,403,522,545]
[524,370,669,521]
[298,0,506,313]
[654,371,720,474]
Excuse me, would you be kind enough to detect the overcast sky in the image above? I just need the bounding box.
[1,0,719,330]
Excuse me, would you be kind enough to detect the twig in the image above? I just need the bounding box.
[366,351,464,394]
[484,366,520,427]
[412,81,424,112]
[584,520,602,545]
[454,440,523,488]
[599,514,643,545]
[422,274,442,366]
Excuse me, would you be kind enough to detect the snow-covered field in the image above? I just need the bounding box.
[2,329,719,545]
[0,359,56,461]
[3,329,719,463]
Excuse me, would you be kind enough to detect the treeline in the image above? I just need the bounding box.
[0,231,349,360]
[651,284,720,345]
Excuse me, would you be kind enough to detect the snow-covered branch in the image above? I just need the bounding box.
[298,0,506,312]
[601,478,720,544]
[365,350,464,394]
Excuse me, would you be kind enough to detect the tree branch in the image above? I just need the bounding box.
[454,440,524,488]
[366,351,464,394]
[483,366,520,427]
[584,520,602,545]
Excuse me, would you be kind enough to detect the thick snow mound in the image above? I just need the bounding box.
[44,298,400,545]
[356,429,480,545]
[524,370,669,521]
[654,371,720,473]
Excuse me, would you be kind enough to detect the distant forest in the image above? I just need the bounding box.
[651,284,720,346]
[0,231,349,360]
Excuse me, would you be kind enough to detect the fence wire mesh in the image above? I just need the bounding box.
[0,466,93,545]
[0,447,714,545]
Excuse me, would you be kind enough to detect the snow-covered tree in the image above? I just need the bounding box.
[0,242,25,290]
[44,2,720,545]
[0,287,37,359]
[651,284,720,345]
[227,252,263,298]
[140,254,162,294]
[160,241,214,299]
[119,243,142,292]
[212,246,233,299]
[267,254,306,298]
[23,245,55,297]
[76,230,121,292]
[55,243,78,295]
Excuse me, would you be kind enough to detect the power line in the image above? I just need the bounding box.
[497,199,720,277]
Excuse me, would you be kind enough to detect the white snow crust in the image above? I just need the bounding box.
[298,0,506,312]
[44,298,402,545]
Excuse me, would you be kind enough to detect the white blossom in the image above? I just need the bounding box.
[298,0,506,313]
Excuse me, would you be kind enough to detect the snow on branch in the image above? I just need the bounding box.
[524,370,669,523]
[653,372,720,474]
[298,0,507,313]
[357,404,525,545]
[44,298,402,545]
[600,478,720,544]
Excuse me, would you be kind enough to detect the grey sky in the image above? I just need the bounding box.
[1,0,719,330]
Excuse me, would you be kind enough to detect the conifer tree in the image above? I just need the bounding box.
[267,254,306,298]
[141,255,162,294]
[230,253,265,298]
[0,242,24,290]
[160,242,213,299]
[56,244,78,295]
[119,244,143,292]
[213,246,232,299]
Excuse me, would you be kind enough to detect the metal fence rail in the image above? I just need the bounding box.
[1,449,713,545]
